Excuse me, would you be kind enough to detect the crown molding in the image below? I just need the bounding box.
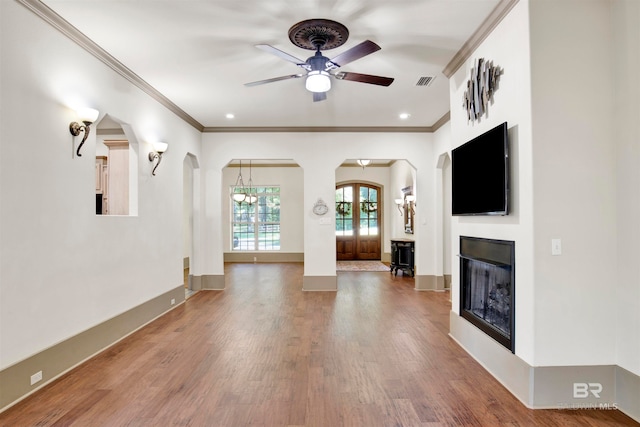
[443,0,519,78]
[17,0,204,132]
[203,111,450,133]
[430,111,451,132]
[202,126,434,133]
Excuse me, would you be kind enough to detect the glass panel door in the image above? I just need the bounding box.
[336,183,381,260]
[359,186,378,236]
[335,186,353,236]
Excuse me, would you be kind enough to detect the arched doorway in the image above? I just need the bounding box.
[336,183,381,260]
[183,153,200,296]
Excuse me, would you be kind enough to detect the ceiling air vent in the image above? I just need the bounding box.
[416,76,435,87]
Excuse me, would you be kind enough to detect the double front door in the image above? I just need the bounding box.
[336,183,381,260]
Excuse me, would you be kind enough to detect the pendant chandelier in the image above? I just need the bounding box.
[245,160,258,205]
[231,160,247,203]
[231,160,258,204]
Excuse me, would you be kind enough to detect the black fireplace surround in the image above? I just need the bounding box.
[459,236,515,352]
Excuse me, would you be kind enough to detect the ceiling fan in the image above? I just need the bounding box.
[244,19,394,102]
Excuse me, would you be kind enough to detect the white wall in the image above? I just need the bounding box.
[612,0,640,376]
[449,0,536,363]
[222,165,304,253]
[442,157,452,277]
[0,1,201,368]
[449,0,639,375]
[529,0,617,367]
[183,157,194,260]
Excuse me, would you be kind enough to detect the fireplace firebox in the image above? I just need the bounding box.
[459,236,515,352]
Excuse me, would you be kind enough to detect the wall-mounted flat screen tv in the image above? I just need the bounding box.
[452,122,509,216]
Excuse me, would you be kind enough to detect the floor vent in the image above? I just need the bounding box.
[416,76,435,87]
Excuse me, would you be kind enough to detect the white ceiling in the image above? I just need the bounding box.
[41,0,501,130]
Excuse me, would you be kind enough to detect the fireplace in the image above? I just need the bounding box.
[459,236,515,352]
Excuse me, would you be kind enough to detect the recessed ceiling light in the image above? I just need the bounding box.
[399,113,411,120]
[225,113,235,119]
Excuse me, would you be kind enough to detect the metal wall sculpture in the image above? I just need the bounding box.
[463,58,502,122]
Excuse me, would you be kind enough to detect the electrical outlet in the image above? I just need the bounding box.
[253,256,257,263]
[30,371,42,385]
[170,298,175,305]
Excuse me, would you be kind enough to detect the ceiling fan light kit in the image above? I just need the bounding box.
[306,71,331,93]
[245,18,394,102]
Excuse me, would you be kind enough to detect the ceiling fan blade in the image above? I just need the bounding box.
[313,92,327,102]
[255,44,306,66]
[244,74,305,87]
[328,40,381,68]
[335,72,394,86]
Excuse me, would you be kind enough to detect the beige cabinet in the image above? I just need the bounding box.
[103,140,129,216]
[95,156,108,214]
[95,156,106,193]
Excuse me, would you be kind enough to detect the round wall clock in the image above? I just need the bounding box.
[313,199,329,215]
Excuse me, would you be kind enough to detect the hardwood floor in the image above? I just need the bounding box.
[1,263,637,426]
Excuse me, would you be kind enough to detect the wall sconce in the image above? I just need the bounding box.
[394,198,404,215]
[148,141,168,176]
[69,107,99,157]
[395,195,416,216]
[357,159,371,169]
[405,195,416,215]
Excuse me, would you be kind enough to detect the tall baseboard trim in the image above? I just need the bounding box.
[303,275,337,291]
[224,252,304,263]
[381,252,391,263]
[190,274,201,291]
[201,275,225,290]
[415,275,446,291]
[444,274,452,289]
[450,311,640,422]
[449,311,532,406]
[616,365,640,422]
[0,285,185,413]
[532,365,617,408]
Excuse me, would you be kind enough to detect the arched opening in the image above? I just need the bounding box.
[95,114,139,216]
[222,159,303,263]
[334,159,417,273]
[183,153,199,298]
[437,152,452,289]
